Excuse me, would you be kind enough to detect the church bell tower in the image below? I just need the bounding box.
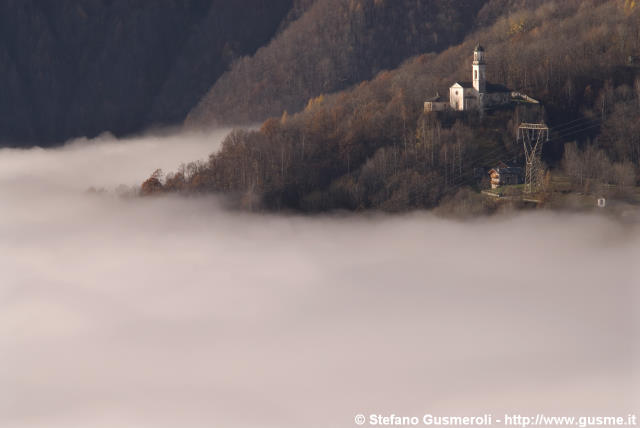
[473,44,486,93]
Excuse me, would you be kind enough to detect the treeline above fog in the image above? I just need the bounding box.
[0,0,295,146]
[145,0,640,213]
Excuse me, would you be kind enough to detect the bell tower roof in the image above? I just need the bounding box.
[472,43,486,93]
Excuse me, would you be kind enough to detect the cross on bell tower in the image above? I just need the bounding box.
[473,43,486,93]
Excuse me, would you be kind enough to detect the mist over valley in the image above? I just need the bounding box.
[0,133,637,427]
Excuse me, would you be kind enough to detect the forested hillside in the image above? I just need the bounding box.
[147,0,640,213]
[0,0,293,146]
[187,0,490,127]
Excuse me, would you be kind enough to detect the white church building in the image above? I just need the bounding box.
[425,44,513,112]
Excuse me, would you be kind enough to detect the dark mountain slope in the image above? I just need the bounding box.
[0,0,293,146]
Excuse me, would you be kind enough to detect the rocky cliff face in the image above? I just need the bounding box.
[0,0,293,146]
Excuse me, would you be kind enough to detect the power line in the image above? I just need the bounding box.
[442,116,610,194]
[418,93,640,197]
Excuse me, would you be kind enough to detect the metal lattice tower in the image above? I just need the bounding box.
[518,123,549,193]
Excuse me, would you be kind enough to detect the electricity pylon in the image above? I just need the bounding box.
[518,123,549,193]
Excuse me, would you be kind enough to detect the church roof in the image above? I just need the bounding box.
[451,81,511,93]
[475,43,485,52]
[452,81,474,88]
[486,82,511,93]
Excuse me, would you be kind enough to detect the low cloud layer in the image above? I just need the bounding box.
[0,131,638,428]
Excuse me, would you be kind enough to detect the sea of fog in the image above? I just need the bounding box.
[0,130,638,428]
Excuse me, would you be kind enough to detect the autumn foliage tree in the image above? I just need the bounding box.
[140,169,164,196]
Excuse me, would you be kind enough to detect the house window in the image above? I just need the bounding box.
[455,91,458,95]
